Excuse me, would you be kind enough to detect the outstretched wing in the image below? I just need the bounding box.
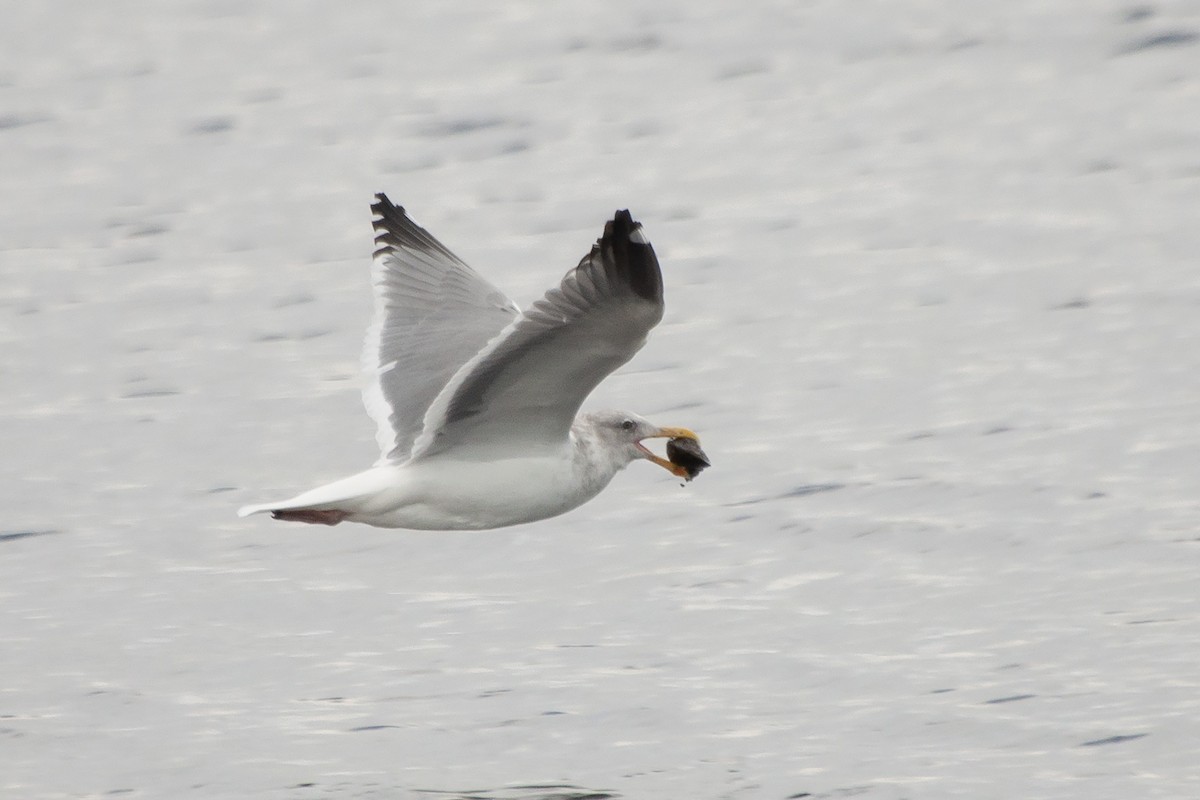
[362,193,519,463]
[411,210,664,461]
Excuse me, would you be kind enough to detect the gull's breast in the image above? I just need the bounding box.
[351,452,604,530]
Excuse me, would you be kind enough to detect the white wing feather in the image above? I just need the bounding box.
[362,194,519,463]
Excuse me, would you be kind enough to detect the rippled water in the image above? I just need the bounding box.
[3,2,1199,798]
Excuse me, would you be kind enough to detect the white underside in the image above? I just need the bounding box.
[237,450,622,530]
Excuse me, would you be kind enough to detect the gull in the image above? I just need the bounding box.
[238,193,707,529]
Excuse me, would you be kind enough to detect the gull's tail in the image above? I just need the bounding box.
[238,467,397,526]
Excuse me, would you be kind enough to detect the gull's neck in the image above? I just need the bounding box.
[569,415,634,497]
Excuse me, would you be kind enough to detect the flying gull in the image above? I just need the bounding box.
[238,193,709,529]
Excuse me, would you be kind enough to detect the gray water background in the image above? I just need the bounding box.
[2,2,1199,798]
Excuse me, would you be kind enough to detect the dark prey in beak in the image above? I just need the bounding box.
[666,437,711,481]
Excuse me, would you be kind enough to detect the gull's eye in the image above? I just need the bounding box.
[621,419,636,431]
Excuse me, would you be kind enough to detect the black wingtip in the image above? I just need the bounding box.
[369,192,462,263]
[371,192,398,225]
[598,209,662,304]
[371,192,405,235]
[371,193,404,257]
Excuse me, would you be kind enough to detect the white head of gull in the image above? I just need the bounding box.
[239,194,706,530]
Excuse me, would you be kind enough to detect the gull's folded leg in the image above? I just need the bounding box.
[270,509,348,525]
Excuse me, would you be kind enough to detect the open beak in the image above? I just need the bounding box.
[636,426,700,479]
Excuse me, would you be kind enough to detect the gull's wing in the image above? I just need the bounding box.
[363,194,519,463]
[411,209,664,460]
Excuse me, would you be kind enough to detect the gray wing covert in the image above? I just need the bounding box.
[411,209,664,460]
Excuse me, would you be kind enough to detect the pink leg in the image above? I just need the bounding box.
[271,508,349,525]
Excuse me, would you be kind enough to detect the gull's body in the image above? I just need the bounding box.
[239,194,701,530]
